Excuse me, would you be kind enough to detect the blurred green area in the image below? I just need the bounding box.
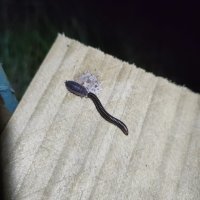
[0,27,52,99]
[0,24,52,99]
[0,17,90,100]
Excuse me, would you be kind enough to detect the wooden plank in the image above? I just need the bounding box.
[1,34,200,200]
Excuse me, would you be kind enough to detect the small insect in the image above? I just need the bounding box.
[65,80,128,135]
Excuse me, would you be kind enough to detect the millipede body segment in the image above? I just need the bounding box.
[65,80,128,135]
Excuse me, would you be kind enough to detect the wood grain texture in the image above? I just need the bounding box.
[1,34,200,200]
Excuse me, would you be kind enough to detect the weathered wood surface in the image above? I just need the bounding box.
[1,34,200,200]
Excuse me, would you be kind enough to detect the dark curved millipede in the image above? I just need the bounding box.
[65,80,128,136]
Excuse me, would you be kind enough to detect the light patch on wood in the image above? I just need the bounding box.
[75,71,101,95]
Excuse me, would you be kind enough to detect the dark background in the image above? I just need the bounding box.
[0,0,200,99]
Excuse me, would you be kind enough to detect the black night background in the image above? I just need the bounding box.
[0,0,200,98]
